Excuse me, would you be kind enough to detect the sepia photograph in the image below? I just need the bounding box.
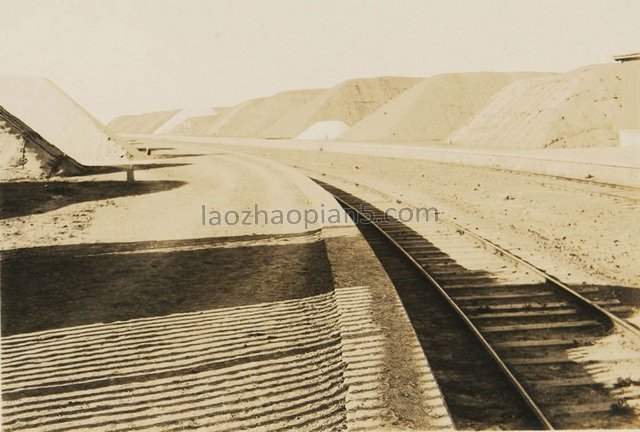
[0,0,639,430]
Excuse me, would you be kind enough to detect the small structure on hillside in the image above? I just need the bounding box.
[614,52,640,147]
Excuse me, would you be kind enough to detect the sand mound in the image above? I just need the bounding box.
[167,108,231,135]
[1,106,85,179]
[448,64,622,148]
[153,107,216,135]
[207,89,325,138]
[201,98,268,136]
[108,110,180,134]
[340,72,550,142]
[0,77,132,165]
[296,121,349,140]
[262,77,421,139]
[168,114,220,135]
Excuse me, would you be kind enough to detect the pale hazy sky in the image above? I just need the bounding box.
[0,0,638,122]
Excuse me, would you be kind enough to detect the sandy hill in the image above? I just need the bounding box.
[1,105,85,179]
[168,114,222,135]
[448,64,622,148]
[149,102,242,137]
[200,99,267,136]
[177,89,325,138]
[340,72,550,142]
[167,108,230,135]
[262,77,422,139]
[297,121,349,140]
[0,77,132,165]
[153,107,217,135]
[108,110,180,134]
[206,89,325,138]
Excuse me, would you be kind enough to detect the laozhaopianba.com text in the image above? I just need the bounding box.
[201,204,440,229]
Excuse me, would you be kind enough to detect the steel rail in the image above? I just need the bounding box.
[332,193,555,430]
[306,168,640,339]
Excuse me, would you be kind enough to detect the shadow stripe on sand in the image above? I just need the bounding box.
[3,345,343,413]
[2,292,337,348]
[2,327,341,391]
[4,353,345,425]
[1,293,348,431]
[2,307,340,377]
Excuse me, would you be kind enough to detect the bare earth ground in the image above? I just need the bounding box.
[2,136,639,428]
[0,149,344,333]
[146,138,640,332]
[194,140,639,289]
[7,135,635,319]
[1,145,453,430]
[0,150,352,430]
[190,138,640,414]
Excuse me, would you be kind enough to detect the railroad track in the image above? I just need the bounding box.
[312,176,640,430]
